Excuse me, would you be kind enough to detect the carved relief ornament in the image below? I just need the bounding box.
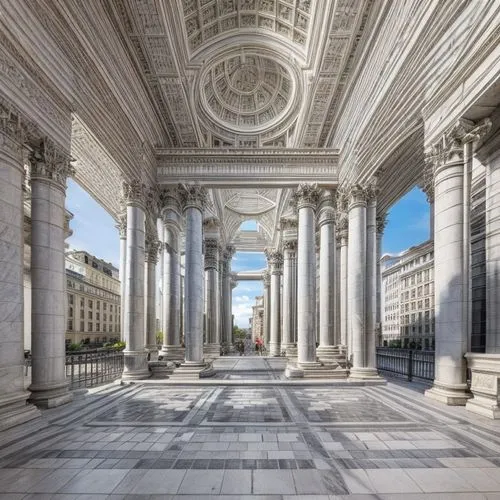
[121,179,147,208]
[291,182,321,210]
[204,238,219,270]
[145,234,161,264]
[116,213,127,238]
[179,183,208,211]
[265,248,283,274]
[283,239,297,251]
[29,139,74,189]
[346,184,369,209]
[262,270,271,286]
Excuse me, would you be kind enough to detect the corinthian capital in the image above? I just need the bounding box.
[0,102,24,162]
[29,139,74,189]
[376,214,388,234]
[204,238,219,270]
[262,270,271,287]
[145,236,160,264]
[291,183,320,211]
[121,179,147,208]
[265,248,283,274]
[347,184,369,209]
[116,213,127,238]
[179,184,208,211]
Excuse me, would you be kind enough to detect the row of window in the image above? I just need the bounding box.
[67,280,118,301]
[68,307,117,323]
[67,320,120,333]
[399,252,433,273]
[401,283,433,301]
[401,268,433,288]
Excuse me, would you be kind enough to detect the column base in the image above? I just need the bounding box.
[169,360,215,380]
[281,343,296,357]
[28,381,73,409]
[0,391,41,431]
[122,350,151,381]
[285,360,348,379]
[425,382,471,406]
[349,367,383,380]
[204,343,221,359]
[148,360,175,379]
[464,353,500,418]
[268,342,281,357]
[159,345,185,362]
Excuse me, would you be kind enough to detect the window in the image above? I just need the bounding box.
[68,319,73,331]
[80,298,84,308]
[96,312,100,321]
[109,314,113,322]
[110,305,113,312]
[80,321,85,331]
[97,301,100,310]
[88,311,93,320]
[96,323,100,331]
[68,294,74,305]
[103,313,107,322]
[88,300,93,309]
[88,322,93,332]
[104,303,107,311]
[80,309,84,319]
[69,307,73,318]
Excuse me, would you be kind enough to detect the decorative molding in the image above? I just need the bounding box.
[28,139,74,189]
[157,148,339,187]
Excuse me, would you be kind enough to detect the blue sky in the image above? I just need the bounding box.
[65,181,429,327]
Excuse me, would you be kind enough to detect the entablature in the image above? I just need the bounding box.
[156,148,338,187]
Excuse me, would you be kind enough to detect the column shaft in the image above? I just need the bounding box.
[28,145,73,407]
[0,124,40,425]
[144,258,157,351]
[184,205,204,363]
[347,188,366,373]
[339,230,348,347]
[118,219,126,341]
[122,200,149,379]
[319,218,336,349]
[262,272,271,347]
[297,204,317,364]
[267,250,283,356]
[365,198,377,370]
[281,243,297,352]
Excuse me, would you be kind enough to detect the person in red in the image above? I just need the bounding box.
[255,337,264,355]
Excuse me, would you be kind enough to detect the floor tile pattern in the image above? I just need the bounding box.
[4,357,500,498]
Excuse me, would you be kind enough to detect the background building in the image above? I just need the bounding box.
[251,296,264,341]
[65,251,121,346]
[381,241,434,349]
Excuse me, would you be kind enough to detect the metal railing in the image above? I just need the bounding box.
[376,347,435,382]
[65,349,124,389]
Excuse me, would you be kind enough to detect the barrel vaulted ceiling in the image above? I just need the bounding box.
[109,0,374,249]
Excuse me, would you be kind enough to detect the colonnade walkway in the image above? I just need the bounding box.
[3,358,500,499]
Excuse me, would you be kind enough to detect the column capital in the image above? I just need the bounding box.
[204,238,219,270]
[121,179,147,209]
[262,270,271,287]
[145,230,160,264]
[280,216,298,231]
[179,184,208,211]
[230,273,238,289]
[265,248,283,275]
[376,213,388,235]
[0,101,24,164]
[283,239,297,251]
[116,213,127,239]
[347,184,369,209]
[292,183,321,211]
[29,139,74,190]
[145,186,160,218]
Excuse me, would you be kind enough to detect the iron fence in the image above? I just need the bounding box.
[376,347,435,382]
[65,349,124,389]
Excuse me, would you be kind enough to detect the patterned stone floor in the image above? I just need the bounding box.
[3,357,500,498]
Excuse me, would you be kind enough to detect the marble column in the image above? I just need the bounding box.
[317,195,337,362]
[180,185,206,365]
[0,109,41,425]
[375,215,387,347]
[266,249,283,356]
[425,121,475,405]
[144,230,159,357]
[28,141,74,407]
[230,274,237,343]
[281,240,297,354]
[204,238,220,358]
[159,199,183,361]
[121,180,149,380]
[221,246,235,348]
[218,247,227,351]
[117,214,127,341]
[347,184,369,378]
[294,184,320,365]
[338,219,349,348]
[262,270,271,348]
[365,185,378,372]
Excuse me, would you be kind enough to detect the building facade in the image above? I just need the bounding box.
[65,251,121,346]
[250,296,264,341]
[381,241,434,349]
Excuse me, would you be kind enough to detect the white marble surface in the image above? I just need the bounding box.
[184,206,204,363]
[144,258,156,349]
[297,204,316,364]
[339,231,348,347]
[281,245,297,351]
[269,270,281,356]
[319,218,335,349]
[365,199,377,370]
[348,198,366,372]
